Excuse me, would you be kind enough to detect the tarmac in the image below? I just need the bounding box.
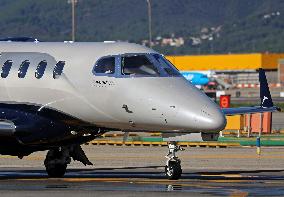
[0,146,284,196]
[272,112,284,131]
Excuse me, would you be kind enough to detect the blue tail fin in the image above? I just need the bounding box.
[222,69,280,115]
[259,68,273,108]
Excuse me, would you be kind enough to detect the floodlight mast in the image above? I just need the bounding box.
[67,0,78,42]
[146,0,152,48]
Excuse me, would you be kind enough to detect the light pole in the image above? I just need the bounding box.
[146,0,152,48]
[68,0,78,42]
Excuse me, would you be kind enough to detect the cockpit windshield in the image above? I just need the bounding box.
[93,53,182,78]
[152,54,181,77]
[121,55,160,76]
[120,54,182,77]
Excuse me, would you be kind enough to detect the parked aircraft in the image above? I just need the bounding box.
[180,71,209,86]
[0,40,280,179]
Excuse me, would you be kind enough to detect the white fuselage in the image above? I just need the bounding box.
[0,42,226,132]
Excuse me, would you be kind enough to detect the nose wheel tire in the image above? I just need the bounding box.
[165,161,182,180]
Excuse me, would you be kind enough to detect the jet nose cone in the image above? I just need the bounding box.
[182,96,227,132]
[163,77,227,132]
[207,107,227,131]
[177,103,226,132]
[195,105,226,132]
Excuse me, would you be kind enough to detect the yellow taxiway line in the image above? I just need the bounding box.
[1,153,284,160]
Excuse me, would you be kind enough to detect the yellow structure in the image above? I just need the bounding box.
[166,53,284,71]
[224,115,244,131]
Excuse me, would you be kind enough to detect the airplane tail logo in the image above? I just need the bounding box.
[259,69,273,108]
[261,96,268,106]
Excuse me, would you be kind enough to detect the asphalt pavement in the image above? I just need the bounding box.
[0,146,284,196]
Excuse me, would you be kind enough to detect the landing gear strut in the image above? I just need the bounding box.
[165,142,184,180]
[44,145,93,178]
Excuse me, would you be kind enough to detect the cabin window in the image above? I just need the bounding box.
[35,60,47,79]
[94,57,115,74]
[1,60,12,78]
[121,55,159,76]
[18,60,30,78]
[53,61,65,79]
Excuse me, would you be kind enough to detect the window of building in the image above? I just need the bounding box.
[53,61,65,79]
[1,60,12,78]
[18,60,30,78]
[35,60,47,79]
[93,57,115,74]
[121,55,160,76]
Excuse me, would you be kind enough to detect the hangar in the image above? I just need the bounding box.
[166,53,284,71]
[166,53,284,85]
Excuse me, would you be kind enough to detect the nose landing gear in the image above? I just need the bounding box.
[165,142,184,180]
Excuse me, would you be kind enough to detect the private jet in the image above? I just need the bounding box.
[0,40,280,179]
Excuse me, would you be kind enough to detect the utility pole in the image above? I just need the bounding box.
[146,0,152,48]
[68,0,78,42]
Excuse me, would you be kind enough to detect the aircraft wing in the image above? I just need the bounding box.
[222,68,281,116]
[222,106,280,115]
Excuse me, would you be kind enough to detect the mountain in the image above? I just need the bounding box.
[0,0,283,54]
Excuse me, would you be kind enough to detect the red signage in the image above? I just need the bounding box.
[220,95,231,108]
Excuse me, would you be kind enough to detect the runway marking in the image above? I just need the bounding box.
[1,153,284,160]
[208,180,253,183]
[4,174,281,192]
[265,181,283,184]
[61,178,222,189]
[13,175,253,184]
[0,156,44,160]
[135,181,222,189]
[9,177,224,189]
[7,179,223,192]
[201,174,243,178]
[63,178,133,182]
[230,190,248,197]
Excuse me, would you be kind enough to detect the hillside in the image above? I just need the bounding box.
[0,0,283,54]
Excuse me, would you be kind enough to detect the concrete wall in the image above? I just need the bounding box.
[279,59,284,85]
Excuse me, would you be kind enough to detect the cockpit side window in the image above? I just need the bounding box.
[53,61,65,79]
[1,60,12,78]
[35,60,47,79]
[121,55,160,76]
[94,57,115,74]
[18,60,30,78]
